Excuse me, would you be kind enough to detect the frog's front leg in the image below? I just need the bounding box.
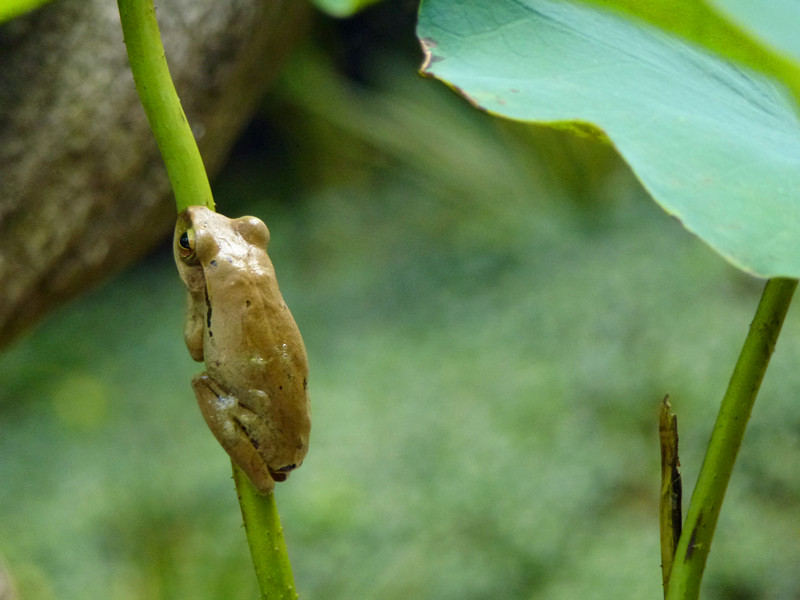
[191,374,275,494]
[182,289,207,363]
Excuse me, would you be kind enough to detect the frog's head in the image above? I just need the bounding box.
[175,206,270,268]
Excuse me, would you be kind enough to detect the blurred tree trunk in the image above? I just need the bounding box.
[0,0,310,348]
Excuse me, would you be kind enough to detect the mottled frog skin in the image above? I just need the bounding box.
[174,206,310,494]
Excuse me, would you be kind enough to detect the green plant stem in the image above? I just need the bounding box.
[117,0,214,212]
[233,463,298,600]
[659,396,682,597]
[117,3,296,597]
[666,277,797,600]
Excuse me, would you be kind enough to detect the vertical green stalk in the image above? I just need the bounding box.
[666,277,797,600]
[117,0,214,212]
[233,465,299,600]
[659,396,682,597]
[117,2,297,596]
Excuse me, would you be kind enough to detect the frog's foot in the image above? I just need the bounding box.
[270,463,297,482]
[191,374,275,494]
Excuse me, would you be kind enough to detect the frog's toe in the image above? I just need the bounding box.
[269,463,297,482]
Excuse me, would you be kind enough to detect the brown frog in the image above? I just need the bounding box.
[174,206,310,494]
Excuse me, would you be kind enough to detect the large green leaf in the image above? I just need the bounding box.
[710,0,800,63]
[417,0,800,278]
[567,0,800,106]
[0,0,53,24]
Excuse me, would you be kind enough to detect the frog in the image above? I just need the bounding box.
[174,206,310,494]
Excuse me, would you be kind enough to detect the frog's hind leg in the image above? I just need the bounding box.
[191,374,275,494]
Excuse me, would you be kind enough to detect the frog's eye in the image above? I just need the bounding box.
[177,227,197,261]
[235,216,270,249]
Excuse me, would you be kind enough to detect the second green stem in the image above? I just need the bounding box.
[666,277,797,599]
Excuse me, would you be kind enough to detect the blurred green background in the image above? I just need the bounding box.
[2,4,800,599]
